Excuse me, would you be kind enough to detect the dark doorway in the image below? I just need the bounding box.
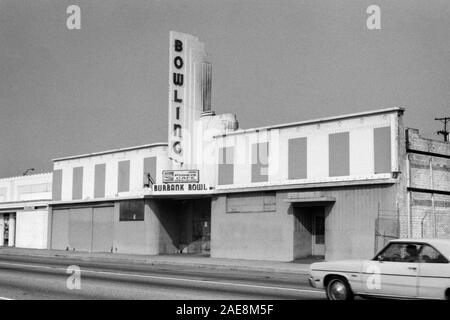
[1,214,10,246]
[175,198,211,255]
[293,206,325,259]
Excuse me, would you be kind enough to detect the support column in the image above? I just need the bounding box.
[8,214,15,247]
[0,215,4,246]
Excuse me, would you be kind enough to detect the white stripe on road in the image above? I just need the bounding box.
[0,261,324,295]
[0,296,14,300]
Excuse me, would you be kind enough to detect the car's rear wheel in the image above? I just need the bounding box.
[326,277,354,300]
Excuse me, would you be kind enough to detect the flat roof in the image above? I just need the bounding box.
[52,142,168,162]
[214,107,405,138]
[0,172,52,182]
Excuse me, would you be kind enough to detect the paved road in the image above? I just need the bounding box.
[0,254,325,300]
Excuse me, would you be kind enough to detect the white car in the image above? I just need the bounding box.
[309,239,450,300]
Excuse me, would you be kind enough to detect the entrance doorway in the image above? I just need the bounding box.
[0,213,16,247]
[173,198,211,255]
[293,206,325,259]
[312,211,325,255]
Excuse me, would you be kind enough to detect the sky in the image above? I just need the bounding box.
[0,0,449,177]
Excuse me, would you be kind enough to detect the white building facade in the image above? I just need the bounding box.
[2,31,448,261]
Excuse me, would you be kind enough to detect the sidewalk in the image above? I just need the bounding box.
[0,247,312,275]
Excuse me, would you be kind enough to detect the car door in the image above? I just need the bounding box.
[362,242,420,298]
[417,244,450,300]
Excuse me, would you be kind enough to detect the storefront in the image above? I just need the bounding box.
[32,31,450,261]
[49,197,211,255]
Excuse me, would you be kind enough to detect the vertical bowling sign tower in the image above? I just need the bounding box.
[168,31,212,171]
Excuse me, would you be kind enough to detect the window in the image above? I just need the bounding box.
[375,243,422,263]
[419,244,448,263]
[119,200,144,221]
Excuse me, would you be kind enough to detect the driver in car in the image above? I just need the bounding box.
[403,244,419,262]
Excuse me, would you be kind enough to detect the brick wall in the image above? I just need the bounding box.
[406,128,450,239]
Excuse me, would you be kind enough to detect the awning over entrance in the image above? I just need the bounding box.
[284,192,336,207]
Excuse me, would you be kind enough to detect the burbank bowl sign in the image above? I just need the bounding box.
[152,169,209,194]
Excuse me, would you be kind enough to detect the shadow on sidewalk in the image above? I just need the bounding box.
[293,255,324,264]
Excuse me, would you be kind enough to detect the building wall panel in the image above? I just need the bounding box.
[307,134,329,179]
[211,193,293,261]
[320,185,396,260]
[94,164,106,198]
[218,147,234,185]
[410,192,450,239]
[92,206,114,252]
[409,153,450,192]
[374,126,392,174]
[113,202,148,254]
[288,137,307,180]
[329,132,350,177]
[117,160,130,193]
[52,170,62,201]
[251,142,269,183]
[68,208,93,252]
[215,111,400,188]
[72,167,83,200]
[349,128,374,175]
[51,209,70,250]
[53,145,168,201]
[143,157,157,186]
[16,210,48,249]
[407,128,450,156]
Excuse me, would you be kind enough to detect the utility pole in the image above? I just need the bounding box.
[435,117,450,142]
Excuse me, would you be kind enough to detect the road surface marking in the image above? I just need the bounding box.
[0,296,13,300]
[0,261,324,295]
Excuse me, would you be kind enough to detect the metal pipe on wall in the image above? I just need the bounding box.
[406,154,412,238]
[430,157,437,238]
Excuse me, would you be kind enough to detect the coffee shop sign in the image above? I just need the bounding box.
[162,170,199,183]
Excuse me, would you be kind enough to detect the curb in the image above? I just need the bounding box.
[0,250,310,275]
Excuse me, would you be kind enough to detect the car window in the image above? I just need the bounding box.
[376,243,422,262]
[418,244,449,263]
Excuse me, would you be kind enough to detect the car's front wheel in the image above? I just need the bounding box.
[326,277,354,300]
